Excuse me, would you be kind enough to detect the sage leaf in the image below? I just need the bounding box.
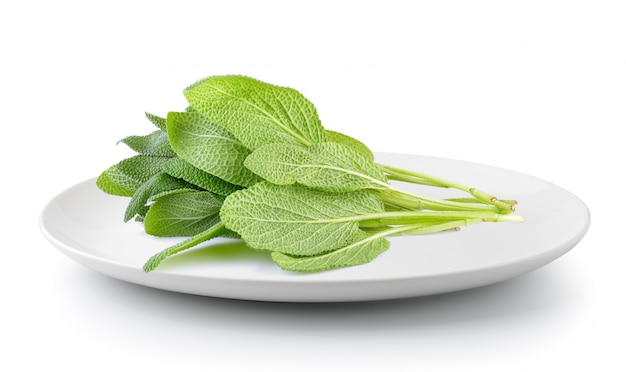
[163,157,242,196]
[119,130,177,157]
[166,111,261,187]
[142,222,232,272]
[183,75,326,150]
[124,173,197,222]
[147,188,202,203]
[116,155,171,183]
[271,230,390,272]
[96,155,171,197]
[145,112,167,130]
[134,205,151,222]
[325,130,374,162]
[96,165,139,197]
[244,142,387,192]
[220,182,384,256]
[144,191,226,237]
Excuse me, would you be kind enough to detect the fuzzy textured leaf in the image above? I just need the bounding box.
[142,223,235,272]
[220,182,384,256]
[119,130,177,157]
[163,157,242,196]
[144,191,225,237]
[166,111,261,187]
[147,188,204,203]
[96,155,171,197]
[96,165,138,197]
[116,155,171,183]
[145,112,167,130]
[183,75,326,150]
[134,205,151,222]
[244,142,387,192]
[271,230,390,272]
[124,173,197,222]
[325,130,374,162]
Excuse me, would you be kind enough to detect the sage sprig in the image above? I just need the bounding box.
[97,75,523,273]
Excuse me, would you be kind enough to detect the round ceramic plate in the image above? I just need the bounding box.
[40,153,590,302]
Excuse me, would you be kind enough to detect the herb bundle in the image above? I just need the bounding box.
[97,75,523,273]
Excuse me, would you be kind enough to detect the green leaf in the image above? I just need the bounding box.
[147,188,202,203]
[145,112,167,130]
[116,155,171,184]
[96,155,171,197]
[124,173,197,222]
[96,165,139,197]
[244,142,388,192]
[144,191,225,237]
[183,75,326,150]
[166,111,261,187]
[134,205,151,222]
[119,130,177,157]
[163,157,242,196]
[220,182,384,256]
[142,222,232,272]
[325,130,374,162]
[271,230,390,272]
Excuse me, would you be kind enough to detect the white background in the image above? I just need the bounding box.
[2,0,624,370]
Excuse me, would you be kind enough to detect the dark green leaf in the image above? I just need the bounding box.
[124,173,197,222]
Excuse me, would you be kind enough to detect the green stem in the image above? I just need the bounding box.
[375,188,502,212]
[377,163,516,212]
[355,210,524,225]
[387,218,485,236]
[143,222,229,272]
[351,218,489,247]
[298,162,510,212]
[383,202,412,212]
[384,172,445,187]
[258,209,524,226]
[444,197,490,204]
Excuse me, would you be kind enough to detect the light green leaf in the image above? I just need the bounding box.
[163,157,242,196]
[96,155,171,197]
[142,222,233,272]
[96,165,138,197]
[271,230,390,272]
[124,173,196,222]
[244,142,387,192]
[183,75,326,150]
[325,130,374,162]
[166,111,261,187]
[144,191,225,237]
[145,112,167,130]
[119,130,177,157]
[220,182,384,256]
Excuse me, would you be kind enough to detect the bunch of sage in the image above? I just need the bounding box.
[97,75,523,273]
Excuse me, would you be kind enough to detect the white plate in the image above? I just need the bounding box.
[40,153,590,302]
